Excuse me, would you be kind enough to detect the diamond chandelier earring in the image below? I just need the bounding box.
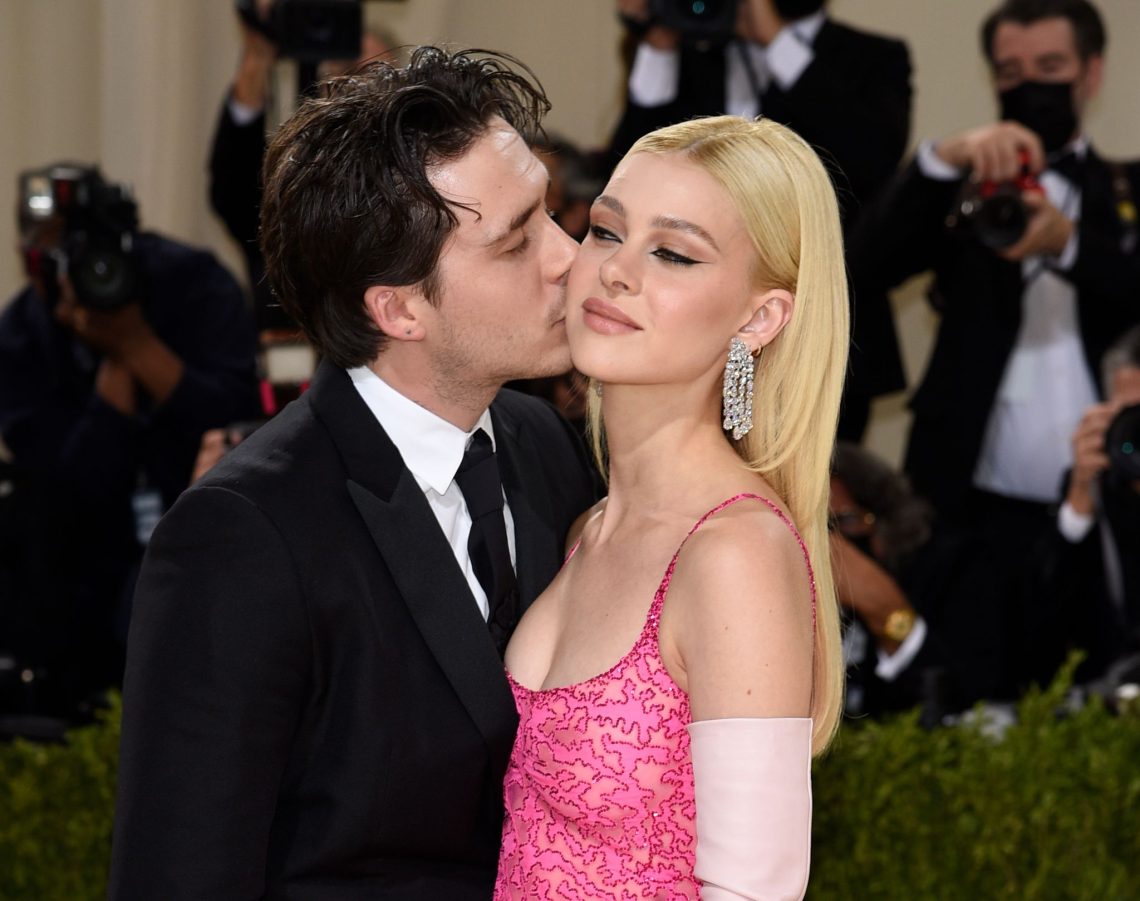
[722,337,756,440]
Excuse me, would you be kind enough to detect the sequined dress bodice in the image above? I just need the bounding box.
[493,494,815,900]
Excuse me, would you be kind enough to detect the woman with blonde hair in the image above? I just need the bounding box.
[494,115,848,900]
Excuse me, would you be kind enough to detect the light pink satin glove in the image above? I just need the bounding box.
[687,717,813,900]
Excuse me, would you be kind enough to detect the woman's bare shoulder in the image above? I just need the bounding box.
[675,495,810,604]
[662,492,815,718]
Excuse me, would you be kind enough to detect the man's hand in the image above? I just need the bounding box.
[737,0,786,46]
[54,291,151,361]
[1066,401,1122,515]
[618,0,650,21]
[618,0,680,49]
[233,1,278,111]
[53,275,185,406]
[935,121,1046,183]
[997,191,1075,262]
[53,276,154,360]
[95,358,137,416]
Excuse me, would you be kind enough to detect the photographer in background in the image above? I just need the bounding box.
[0,163,259,722]
[1029,325,1140,687]
[609,0,913,439]
[209,0,394,331]
[831,444,1015,719]
[850,0,1140,662]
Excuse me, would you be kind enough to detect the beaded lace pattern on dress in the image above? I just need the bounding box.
[493,493,817,900]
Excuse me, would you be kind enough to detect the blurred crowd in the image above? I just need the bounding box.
[1,0,1138,735]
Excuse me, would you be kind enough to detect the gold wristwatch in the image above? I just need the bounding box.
[883,608,917,643]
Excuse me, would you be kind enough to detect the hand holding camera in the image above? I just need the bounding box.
[622,0,812,47]
[51,273,150,359]
[233,2,279,111]
[1067,400,1140,514]
[936,120,1046,183]
[995,189,1074,262]
[940,121,1075,256]
[736,0,787,46]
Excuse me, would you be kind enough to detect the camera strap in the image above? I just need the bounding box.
[1108,162,1138,254]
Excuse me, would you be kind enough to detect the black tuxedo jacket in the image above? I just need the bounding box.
[1029,473,1140,685]
[850,149,1140,518]
[208,101,293,330]
[608,19,913,402]
[109,361,598,899]
[209,101,264,258]
[845,526,1018,718]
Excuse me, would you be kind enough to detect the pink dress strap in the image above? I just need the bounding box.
[654,492,817,629]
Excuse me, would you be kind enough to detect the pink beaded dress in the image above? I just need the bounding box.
[493,494,816,900]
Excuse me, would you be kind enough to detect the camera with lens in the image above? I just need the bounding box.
[18,163,139,311]
[649,0,738,42]
[236,0,362,63]
[1106,403,1140,481]
[947,149,1042,251]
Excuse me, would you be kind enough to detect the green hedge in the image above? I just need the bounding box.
[812,666,1140,900]
[2,663,1139,900]
[0,699,119,900]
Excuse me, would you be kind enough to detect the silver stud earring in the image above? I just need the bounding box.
[722,337,755,440]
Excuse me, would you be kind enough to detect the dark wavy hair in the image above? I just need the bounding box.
[832,442,933,575]
[260,46,551,368]
[981,0,1106,63]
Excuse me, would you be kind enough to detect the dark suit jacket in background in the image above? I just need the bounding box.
[845,525,1017,718]
[608,19,914,405]
[109,360,598,899]
[208,101,293,331]
[0,233,259,705]
[850,149,1140,519]
[1029,472,1140,686]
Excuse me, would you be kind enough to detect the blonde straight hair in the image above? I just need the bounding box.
[587,116,849,755]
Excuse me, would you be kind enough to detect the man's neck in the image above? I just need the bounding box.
[368,357,496,433]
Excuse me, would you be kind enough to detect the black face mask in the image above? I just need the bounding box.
[773,0,827,20]
[998,80,1079,154]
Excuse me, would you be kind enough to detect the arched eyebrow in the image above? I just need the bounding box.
[593,194,719,251]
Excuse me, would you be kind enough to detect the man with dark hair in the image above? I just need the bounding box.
[850,0,1140,688]
[110,47,598,899]
[609,0,913,440]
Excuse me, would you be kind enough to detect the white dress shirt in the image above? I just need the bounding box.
[227,95,263,126]
[627,11,826,119]
[348,366,516,620]
[916,138,1099,503]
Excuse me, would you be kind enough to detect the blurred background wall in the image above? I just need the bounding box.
[1,0,1137,462]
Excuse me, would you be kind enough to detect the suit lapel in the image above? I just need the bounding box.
[490,400,562,612]
[346,477,518,755]
[308,361,517,754]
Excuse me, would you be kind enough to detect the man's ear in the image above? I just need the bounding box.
[737,287,794,353]
[363,284,427,341]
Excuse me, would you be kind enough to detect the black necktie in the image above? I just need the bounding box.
[454,429,518,656]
